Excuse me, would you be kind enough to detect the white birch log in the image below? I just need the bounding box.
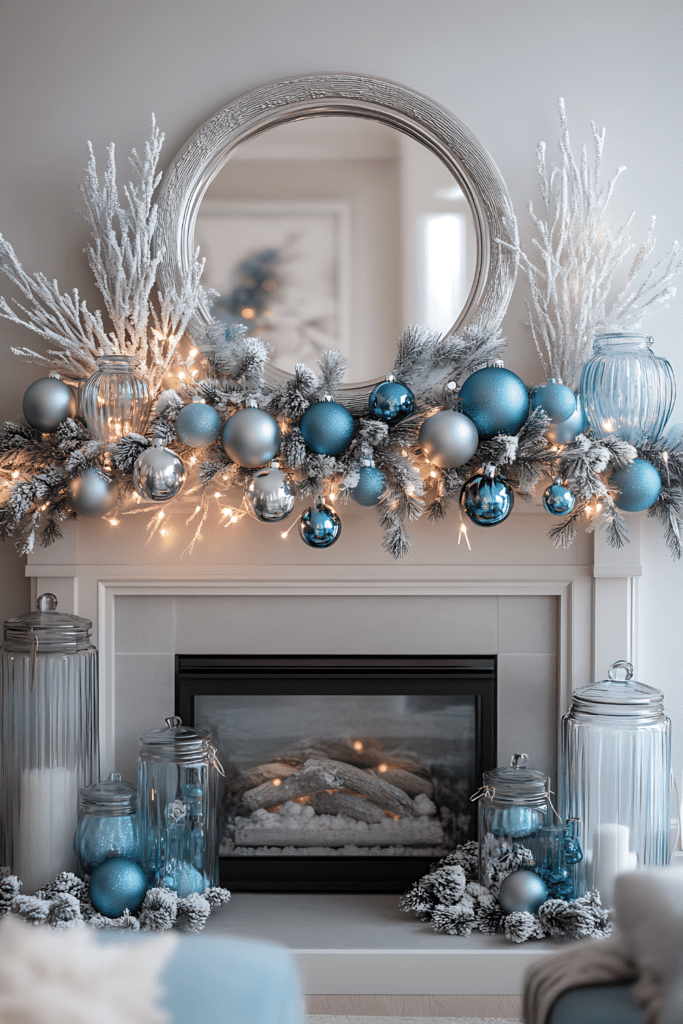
[366,768,433,798]
[308,791,386,823]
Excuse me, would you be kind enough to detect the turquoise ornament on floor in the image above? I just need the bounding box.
[299,396,355,456]
[609,458,662,511]
[175,401,221,448]
[459,362,530,439]
[89,856,148,917]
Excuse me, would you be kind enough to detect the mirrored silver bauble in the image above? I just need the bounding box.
[245,461,296,522]
[546,395,588,446]
[299,500,342,548]
[67,468,118,518]
[221,406,281,467]
[531,379,577,424]
[460,469,514,527]
[22,375,77,433]
[418,409,479,468]
[542,478,576,517]
[133,441,185,502]
[175,402,221,448]
[498,869,548,915]
[368,376,415,424]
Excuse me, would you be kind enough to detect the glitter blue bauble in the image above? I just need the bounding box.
[299,502,342,548]
[460,366,530,440]
[89,856,148,918]
[350,464,386,506]
[498,869,549,914]
[546,395,588,446]
[221,407,281,468]
[543,480,576,517]
[368,379,415,424]
[175,403,221,448]
[532,380,577,424]
[609,458,662,512]
[163,861,205,898]
[490,807,542,838]
[299,401,355,455]
[460,471,514,527]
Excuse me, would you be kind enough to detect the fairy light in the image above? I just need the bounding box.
[178,371,186,380]
[663,450,671,485]
[189,348,198,358]
[329,491,336,501]
[458,521,471,550]
[12,470,19,479]
[108,518,119,527]
[189,456,197,465]
[280,515,301,540]
[378,764,388,774]
[352,741,364,752]
[430,470,437,478]
[272,778,282,787]
[230,514,238,523]
[213,491,221,498]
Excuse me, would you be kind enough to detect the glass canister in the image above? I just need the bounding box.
[580,333,676,443]
[74,772,138,876]
[137,717,221,897]
[477,753,552,888]
[0,594,99,894]
[562,660,672,906]
[79,354,151,444]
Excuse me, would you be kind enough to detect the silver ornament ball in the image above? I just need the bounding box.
[67,468,118,518]
[245,461,296,523]
[23,376,77,433]
[133,441,185,502]
[222,406,281,468]
[498,869,549,915]
[418,409,479,468]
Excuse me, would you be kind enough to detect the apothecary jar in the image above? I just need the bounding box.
[0,594,99,894]
[137,717,221,897]
[561,661,672,907]
[79,354,151,444]
[477,753,552,888]
[74,772,138,877]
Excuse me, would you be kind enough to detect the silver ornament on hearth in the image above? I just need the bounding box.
[245,461,296,523]
[221,401,281,468]
[133,439,185,502]
[22,374,77,433]
[498,869,549,915]
[418,409,479,469]
[67,467,118,518]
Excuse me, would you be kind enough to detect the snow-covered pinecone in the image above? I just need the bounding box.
[399,882,434,920]
[138,887,178,931]
[9,894,50,925]
[36,871,87,901]
[46,892,82,929]
[177,892,211,933]
[428,864,467,904]
[90,909,140,931]
[574,891,612,937]
[504,911,543,943]
[204,886,231,908]
[537,898,570,937]
[279,427,307,468]
[465,880,492,903]
[0,873,21,915]
[476,901,505,935]
[442,841,479,880]
[431,900,475,936]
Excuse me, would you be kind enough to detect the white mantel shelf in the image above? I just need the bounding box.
[202,893,559,995]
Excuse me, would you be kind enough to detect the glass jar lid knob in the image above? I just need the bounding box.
[510,752,529,768]
[37,593,58,612]
[165,716,182,729]
[608,660,634,684]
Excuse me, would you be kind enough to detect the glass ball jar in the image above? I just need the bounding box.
[74,772,138,876]
[79,354,151,444]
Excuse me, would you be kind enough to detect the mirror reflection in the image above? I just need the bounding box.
[195,116,477,383]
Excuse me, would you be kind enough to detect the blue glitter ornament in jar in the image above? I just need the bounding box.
[74,772,138,877]
[476,753,552,889]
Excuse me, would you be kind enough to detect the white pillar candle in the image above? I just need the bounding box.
[593,822,638,908]
[15,768,79,895]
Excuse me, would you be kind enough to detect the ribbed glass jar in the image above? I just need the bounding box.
[74,772,138,876]
[79,354,151,444]
[137,717,219,896]
[580,333,675,444]
[561,661,672,907]
[0,594,99,894]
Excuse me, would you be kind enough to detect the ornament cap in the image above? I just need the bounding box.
[547,377,563,385]
[245,398,259,409]
[191,396,206,404]
[385,373,395,382]
[360,457,376,468]
[490,359,505,369]
[484,463,497,477]
[47,372,62,380]
[321,394,333,403]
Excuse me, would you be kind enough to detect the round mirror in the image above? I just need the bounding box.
[157,74,516,401]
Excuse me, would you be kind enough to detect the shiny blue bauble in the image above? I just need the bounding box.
[89,856,148,918]
[609,458,662,512]
[175,402,221,448]
[460,366,530,440]
[299,502,342,548]
[546,395,588,446]
[163,861,206,898]
[300,400,355,456]
[543,480,576,517]
[532,380,577,424]
[350,464,386,506]
[368,379,415,424]
[490,806,543,838]
[498,869,549,915]
[460,471,514,527]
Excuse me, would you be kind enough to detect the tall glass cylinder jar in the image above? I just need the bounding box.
[137,717,220,897]
[562,661,671,907]
[580,333,676,443]
[74,772,138,876]
[0,594,99,893]
[79,354,151,444]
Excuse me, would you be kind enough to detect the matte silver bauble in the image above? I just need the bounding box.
[221,406,281,468]
[498,869,549,915]
[418,409,479,468]
[245,461,296,523]
[67,468,118,518]
[22,375,77,433]
[133,441,185,502]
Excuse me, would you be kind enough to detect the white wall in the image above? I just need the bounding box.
[1,1,682,752]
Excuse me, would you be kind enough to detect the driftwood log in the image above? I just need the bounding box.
[308,791,386,823]
[366,768,433,799]
[225,762,298,805]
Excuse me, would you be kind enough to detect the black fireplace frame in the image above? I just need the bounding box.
[175,653,496,893]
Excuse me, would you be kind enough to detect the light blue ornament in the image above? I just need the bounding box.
[460,363,530,440]
[543,478,576,517]
[490,807,543,838]
[163,861,205,898]
[532,379,576,424]
[350,461,386,506]
[460,467,514,527]
[609,458,662,512]
[300,397,355,456]
[498,869,549,914]
[299,499,342,548]
[176,402,221,448]
[89,856,148,918]
[546,395,588,446]
[368,376,415,424]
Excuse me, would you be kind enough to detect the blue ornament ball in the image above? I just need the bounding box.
[299,501,342,548]
[460,471,514,527]
[546,395,588,446]
[490,806,543,838]
[543,479,576,517]
[368,378,415,424]
[163,861,205,898]
[532,380,577,424]
[498,870,549,915]
[89,856,148,918]
[609,458,662,512]
[176,402,221,448]
[350,464,386,506]
[299,400,355,456]
[460,365,530,440]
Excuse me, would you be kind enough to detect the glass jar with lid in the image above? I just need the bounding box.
[0,594,99,894]
[477,753,552,888]
[74,772,138,876]
[137,717,221,897]
[561,660,673,906]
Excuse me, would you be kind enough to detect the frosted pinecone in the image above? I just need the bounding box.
[279,428,307,468]
[138,887,178,931]
[431,900,475,936]
[442,840,479,880]
[476,901,505,935]
[0,867,11,880]
[0,874,21,915]
[204,886,231,908]
[178,892,211,933]
[399,882,434,920]
[465,881,492,903]
[45,892,82,930]
[36,872,87,901]
[90,909,140,931]
[9,895,50,925]
[428,864,467,904]
[504,911,543,943]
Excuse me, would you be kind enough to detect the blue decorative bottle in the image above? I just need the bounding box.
[74,772,138,876]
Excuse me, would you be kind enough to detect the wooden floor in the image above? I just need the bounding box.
[306,993,521,1017]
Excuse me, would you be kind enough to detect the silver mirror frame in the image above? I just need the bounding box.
[156,73,517,405]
